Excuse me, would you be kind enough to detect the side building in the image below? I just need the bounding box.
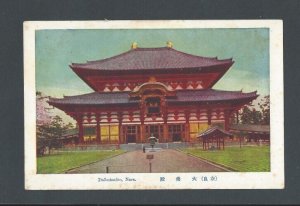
[48,43,258,145]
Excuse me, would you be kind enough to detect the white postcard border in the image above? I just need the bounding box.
[24,20,284,190]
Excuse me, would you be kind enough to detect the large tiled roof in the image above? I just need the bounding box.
[70,47,233,71]
[230,124,270,133]
[173,90,258,102]
[48,89,258,106]
[197,126,234,138]
[49,92,138,105]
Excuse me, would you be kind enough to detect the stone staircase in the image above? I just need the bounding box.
[120,142,190,151]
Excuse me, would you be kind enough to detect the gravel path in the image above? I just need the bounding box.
[66,149,227,173]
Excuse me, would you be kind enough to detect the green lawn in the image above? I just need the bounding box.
[37,150,124,174]
[181,146,270,172]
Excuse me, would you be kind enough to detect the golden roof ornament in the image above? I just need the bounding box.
[131,42,138,49]
[166,41,173,48]
[148,76,157,82]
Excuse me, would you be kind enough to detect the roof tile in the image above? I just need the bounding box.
[71,47,233,71]
[48,89,257,106]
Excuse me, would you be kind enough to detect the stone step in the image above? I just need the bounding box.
[120,142,190,151]
[145,148,163,152]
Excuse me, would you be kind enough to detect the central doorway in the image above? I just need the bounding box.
[145,125,163,142]
[168,124,185,142]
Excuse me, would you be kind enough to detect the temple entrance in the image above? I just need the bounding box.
[168,124,185,142]
[145,125,163,142]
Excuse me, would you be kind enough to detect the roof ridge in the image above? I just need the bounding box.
[134,47,168,51]
[198,126,233,137]
[170,47,233,62]
[74,47,169,65]
[177,89,256,94]
[84,49,134,65]
[62,92,99,98]
[210,89,258,94]
[62,91,131,98]
[71,46,233,67]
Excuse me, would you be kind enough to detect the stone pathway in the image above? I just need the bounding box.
[66,149,227,173]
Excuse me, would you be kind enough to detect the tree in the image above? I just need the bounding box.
[36,91,53,125]
[37,115,74,155]
[240,106,252,124]
[251,108,262,124]
[65,122,74,129]
[36,91,74,156]
[258,95,270,125]
[239,95,270,125]
[240,105,262,124]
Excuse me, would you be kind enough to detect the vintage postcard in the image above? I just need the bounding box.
[24,20,284,189]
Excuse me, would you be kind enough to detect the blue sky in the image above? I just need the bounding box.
[36,28,269,123]
[36,28,269,96]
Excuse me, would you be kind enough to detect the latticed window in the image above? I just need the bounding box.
[127,125,136,134]
[145,125,162,139]
[149,125,159,133]
[83,127,96,142]
[145,97,161,116]
[169,124,182,133]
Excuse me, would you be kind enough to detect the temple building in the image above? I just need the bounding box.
[48,42,258,145]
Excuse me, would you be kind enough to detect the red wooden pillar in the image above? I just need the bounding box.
[140,124,145,143]
[163,124,168,143]
[140,102,146,143]
[184,110,190,142]
[185,124,190,142]
[107,112,111,144]
[118,112,123,144]
[77,115,84,144]
[96,114,101,144]
[162,109,168,142]
[162,98,168,142]
[118,124,122,144]
[207,109,212,126]
[140,113,145,144]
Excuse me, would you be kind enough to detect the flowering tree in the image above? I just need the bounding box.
[36,91,53,125]
[36,91,74,155]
